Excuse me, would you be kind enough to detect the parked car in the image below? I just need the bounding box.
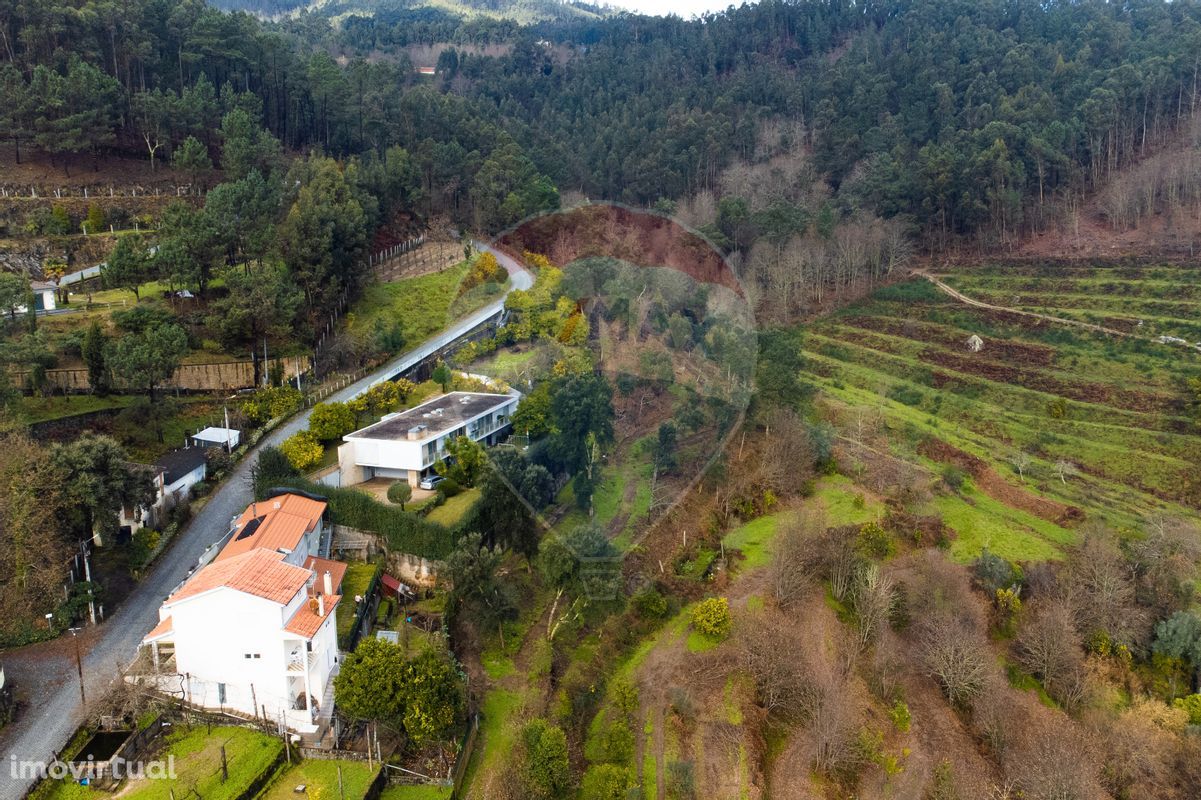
[419,475,445,491]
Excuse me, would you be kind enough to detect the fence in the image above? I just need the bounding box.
[344,565,383,652]
[0,184,197,199]
[367,234,425,266]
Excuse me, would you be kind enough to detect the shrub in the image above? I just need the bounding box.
[240,386,303,424]
[309,401,357,440]
[387,481,412,508]
[691,597,732,640]
[279,430,324,472]
[888,699,911,733]
[581,764,634,800]
[601,720,635,763]
[1173,694,1201,725]
[856,520,894,558]
[521,719,571,799]
[632,586,669,619]
[438,477,462,498]
[940,464,969,493]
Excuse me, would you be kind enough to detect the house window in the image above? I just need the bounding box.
[218,683,226,704]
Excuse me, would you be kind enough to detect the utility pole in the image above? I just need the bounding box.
[69,627,85,705]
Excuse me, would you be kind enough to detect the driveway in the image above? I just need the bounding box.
[0,241,528,798]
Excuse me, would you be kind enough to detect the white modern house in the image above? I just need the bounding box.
[119,447,207,534]
[337,391,518,487]
[138,493,344,734]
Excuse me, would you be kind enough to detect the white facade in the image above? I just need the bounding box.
[17,282,57,314]
[150,579,340,732]
[139,494,341,734]
[120,451,207,533]
[338,391,518,487]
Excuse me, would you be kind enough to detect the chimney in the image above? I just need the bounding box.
[317,594,325,616]
[323,570,333,596]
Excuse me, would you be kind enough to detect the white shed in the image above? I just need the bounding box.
[966,334,984,352]
[192,426,241,451]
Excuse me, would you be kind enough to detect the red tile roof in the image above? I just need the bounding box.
[284,593,340,639]
[169,550,310,606]
[304,556,347,594]
[216,494,326,562]
[143,616,173,643]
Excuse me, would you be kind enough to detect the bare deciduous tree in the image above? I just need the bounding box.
[920,611,990,707]
[767,508,826,609]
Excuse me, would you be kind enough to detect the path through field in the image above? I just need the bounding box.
[916,269,1201,353]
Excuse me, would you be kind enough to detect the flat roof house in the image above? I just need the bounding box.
[338,391,518,487]
[137,493,343,734]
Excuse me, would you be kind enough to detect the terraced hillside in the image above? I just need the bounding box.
[803,266,1201,562]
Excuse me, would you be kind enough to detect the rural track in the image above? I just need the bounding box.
[0,242,530,800]
[913,269,1201,354]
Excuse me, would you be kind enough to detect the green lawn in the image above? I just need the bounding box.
[346,261,506,347]
[720,476,883,572]
[31,725,283,800]
[426,487,481,528]
[259,759,379,800]
[18,393,138,423]
[379,784,453,800]
[336,561,381,644]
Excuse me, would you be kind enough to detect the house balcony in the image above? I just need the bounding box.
[286,651,319,672]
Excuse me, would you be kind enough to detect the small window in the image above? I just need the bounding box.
[253,653,261,659]
[217,683,227,704]
[244,654,251,659]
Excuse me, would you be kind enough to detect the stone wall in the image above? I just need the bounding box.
[330,525,442,587]
[13,355,311,393]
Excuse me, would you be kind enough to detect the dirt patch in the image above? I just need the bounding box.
[917,437,1084,527]
[917,347,1175,414]
[496,204,743,295]
[837,315,1059,367]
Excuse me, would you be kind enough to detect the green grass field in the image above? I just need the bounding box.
[346,261,507,347]
[336,561,381,644]
[31,725,283,800]
[426,487,481,527]
[803,267,1200,562]
[259,759,379,799]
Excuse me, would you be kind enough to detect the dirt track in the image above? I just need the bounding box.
[915,270,1201,353]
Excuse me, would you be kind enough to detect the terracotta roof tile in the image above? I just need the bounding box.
[216,494,326,562]
[143,616,173,643]
[169,550,310,606]
[303,556,347,593]
[284,594,340,639]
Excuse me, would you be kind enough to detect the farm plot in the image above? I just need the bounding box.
[803,271,1200,559]
[937,263,1201,341]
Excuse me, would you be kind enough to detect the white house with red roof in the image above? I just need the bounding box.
[138,493,346,734]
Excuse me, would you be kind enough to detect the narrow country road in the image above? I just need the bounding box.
[0,241,528,798]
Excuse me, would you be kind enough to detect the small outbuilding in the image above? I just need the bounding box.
[191,426,240,451]
[966,334,984,352]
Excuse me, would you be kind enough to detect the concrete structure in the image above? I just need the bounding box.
[138,494,343,733]
[338,391,518,487]
[119,447,207,534]
[14,281,57,313]
[191,426,240,451]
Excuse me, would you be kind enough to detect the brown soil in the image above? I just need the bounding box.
[917,437,1084,527]
[496,204,743,296]
[837,315,1059,367]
